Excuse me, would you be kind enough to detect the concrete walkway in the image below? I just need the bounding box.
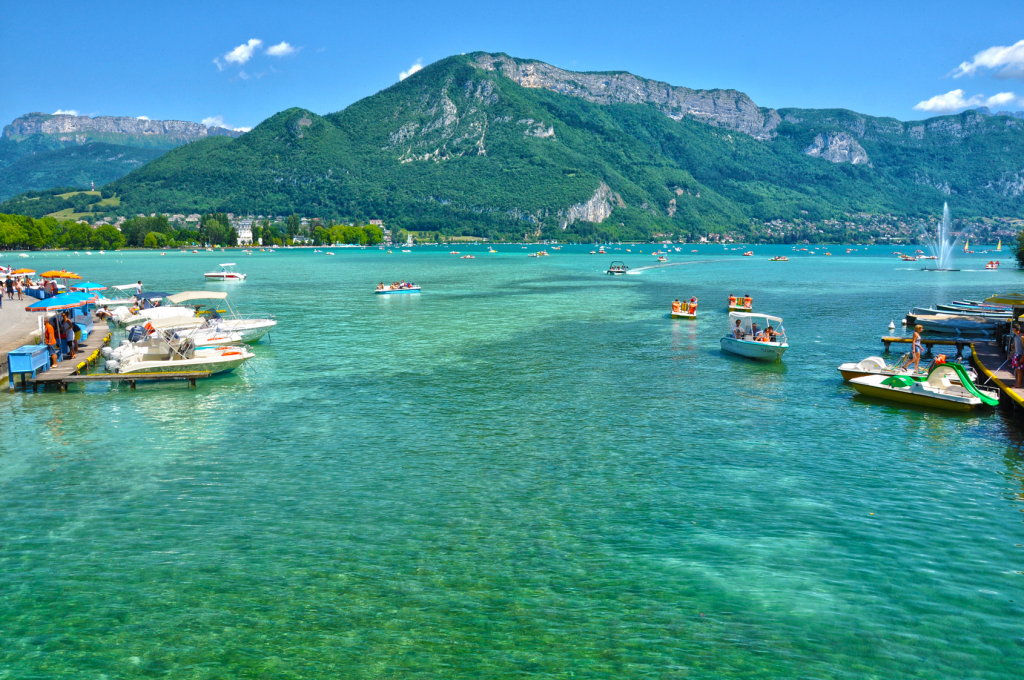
[0,296,44,381]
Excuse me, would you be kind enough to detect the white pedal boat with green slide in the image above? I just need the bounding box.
[720,312,788,362]
[849,362,998,411]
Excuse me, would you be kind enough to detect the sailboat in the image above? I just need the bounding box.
[997,239,1001,251]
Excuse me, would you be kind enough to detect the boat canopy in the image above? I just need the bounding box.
[137,291,170,300]
[133,316,206,331]
[111,284,140,291]
[984,293,1024,306]
[219,263,236,267]
[728,311,784,324]
[166,291,229,304]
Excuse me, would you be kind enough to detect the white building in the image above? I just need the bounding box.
[234,218,254,245]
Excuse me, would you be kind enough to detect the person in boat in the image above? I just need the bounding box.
[672,299,681,313]
[911,324,924,372]
[733,319,744,338]
[689,297,697,315]
[728,294,737,307]
[377,282,384,291]
[750,322,759,340]
[743,294,752,309]
[763,326,776,342]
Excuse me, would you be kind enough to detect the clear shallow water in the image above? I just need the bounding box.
[2,245,1023,678]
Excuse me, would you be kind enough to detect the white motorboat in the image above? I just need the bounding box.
[375,284,421,294]
[124,315,245,347]
[720,312,788,361]
[912,314,1003,336]
[164,291,277,343]
[111,333,254,375]
[102,304,199,329]
[93,283,141,307]
[204,263,247,281]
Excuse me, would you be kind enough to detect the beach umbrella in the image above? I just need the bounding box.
[25,292,97,312]
[11,268,35,275]
[40,269,83,280]
[984,293,1024,306]
[69,282,106,292]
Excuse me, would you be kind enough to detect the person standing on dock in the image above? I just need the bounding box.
[1013,325,1023,388]
[44,318,57,366]
[911,325,923,372]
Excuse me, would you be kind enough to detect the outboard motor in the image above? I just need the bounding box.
[127,325,147,342]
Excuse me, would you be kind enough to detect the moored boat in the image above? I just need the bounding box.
[849,363,998,411]
[164,291,277,343]
[837,355,977,383]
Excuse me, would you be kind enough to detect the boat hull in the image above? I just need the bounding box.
[204,273,246,281]
[671,311,697,319]
[213,318,277,343]
[375,287,421,294]
[720,337,787,361]
[849,381,976,411]
[118,354,250,375]
[728,305,752,312]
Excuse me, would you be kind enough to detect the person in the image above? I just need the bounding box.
[61,314,76,359]
[4,276,13,300]
[44,317,57,366]
[672,299,681,313]
[764,326,776,342]
[689,297,697,315]
[750,322,759,340]
[1014,324,1024,388]
[728,294,737,307]
[733,319,744,338]
[50,279,58,297]
[14,277,22,301]
[744,294,752,309]
[911,324,924,372]
[136,280,143,296]
[141,296,153,310]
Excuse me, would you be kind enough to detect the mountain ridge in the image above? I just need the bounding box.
[5,52,1024,241]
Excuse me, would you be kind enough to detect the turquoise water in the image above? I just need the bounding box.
[2,245,1023,678]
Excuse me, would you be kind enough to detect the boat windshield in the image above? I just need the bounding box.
[727,312,787,343]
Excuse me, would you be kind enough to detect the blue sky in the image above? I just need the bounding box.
[1,0,1023,130]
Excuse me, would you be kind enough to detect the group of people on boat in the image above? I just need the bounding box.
[732,319,778,343]
[728,294,753,309]
[377,280,416,291]
[672,297,698,315]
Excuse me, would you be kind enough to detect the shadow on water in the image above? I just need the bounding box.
[849,392,998,419]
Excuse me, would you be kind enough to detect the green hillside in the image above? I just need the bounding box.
[10,53,1024,240]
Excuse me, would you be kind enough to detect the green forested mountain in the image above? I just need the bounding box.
[10,53,1024,241]
[0,112,242,201]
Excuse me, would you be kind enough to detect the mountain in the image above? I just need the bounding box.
[0,113,243,200]
[9,53,1024,240]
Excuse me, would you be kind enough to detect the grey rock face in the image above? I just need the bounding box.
[3,113,242,141]
[559,183,615,228]
[803,132,870,165]
[472,54,780,140]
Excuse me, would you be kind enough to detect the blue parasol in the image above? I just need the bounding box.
[25,292,97,312]
[69,282,106,292]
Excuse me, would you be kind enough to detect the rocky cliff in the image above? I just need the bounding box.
[803,132,870,165]
[472,53,781,140]
[3,113,242,141]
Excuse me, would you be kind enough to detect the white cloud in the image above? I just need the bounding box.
[136,115,150,120]
[986,91,1019,107]
[399,60,423,81]
[53,109,79,116]
[238,70,250,80]
[202,116,226,128]
[234,127,252,132]
[224,39,262,65]
[952,39,1024,80]
[913,89,984,113]
[266,41,296,57]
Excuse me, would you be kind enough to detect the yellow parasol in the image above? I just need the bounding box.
[40,269,83,280]
[983,293,1024,306]
[11,268,36,275]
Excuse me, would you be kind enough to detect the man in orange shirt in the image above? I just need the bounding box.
[44,319,57,366]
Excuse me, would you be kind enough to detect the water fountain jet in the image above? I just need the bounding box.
[920,202,960,271]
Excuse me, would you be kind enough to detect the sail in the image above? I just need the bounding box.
[997,239,1001,251]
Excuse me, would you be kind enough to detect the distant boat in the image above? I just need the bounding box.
[997,239,1002,251]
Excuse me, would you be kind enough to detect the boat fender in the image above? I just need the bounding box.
[934,355,946,365]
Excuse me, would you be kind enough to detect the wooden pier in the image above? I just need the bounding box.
[970,341,1024,411]
[881,336,969,358]
[11,331,212,392]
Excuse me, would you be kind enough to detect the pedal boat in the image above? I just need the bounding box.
[837,356,978,383]
[728,300,753,312]
[849,363,998,411]
[375,284,421,294]
[671,308,697,319]
[720,312,787,361]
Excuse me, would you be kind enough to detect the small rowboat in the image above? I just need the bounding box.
[850,363,998,411]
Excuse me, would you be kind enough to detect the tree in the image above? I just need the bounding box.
[313,225,331,245]
[363,225,383,245]
[1016,228,1024,269]
[91,224,126,250]
[64,223,94,249]
[143,231,167,248]
[286,213,300,237]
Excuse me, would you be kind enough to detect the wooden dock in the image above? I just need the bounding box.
[970,341,1024,410]
[881,336,969,358]
[12,331,212,392]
